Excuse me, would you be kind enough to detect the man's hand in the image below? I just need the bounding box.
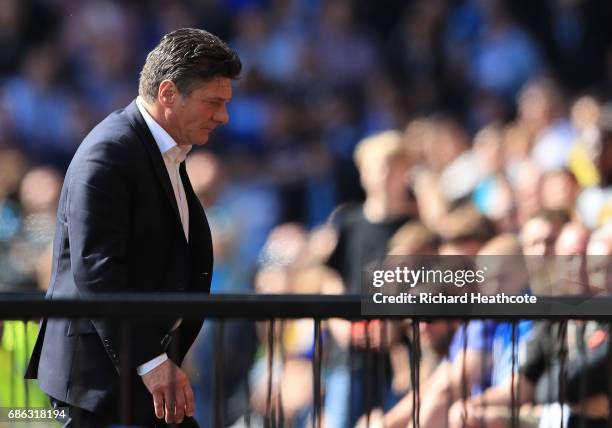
[141,359,195,423]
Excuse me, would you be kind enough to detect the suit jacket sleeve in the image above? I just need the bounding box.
[67,139,172,370]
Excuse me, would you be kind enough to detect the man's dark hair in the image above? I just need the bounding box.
[530,209,571,227]
[139,28,241,103]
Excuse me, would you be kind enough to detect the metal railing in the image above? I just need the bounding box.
[1,293,611,427]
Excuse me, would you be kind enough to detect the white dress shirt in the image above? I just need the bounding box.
[135,97,191,375]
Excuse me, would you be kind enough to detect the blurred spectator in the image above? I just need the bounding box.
[476,233,528,296]
[186,151,258,427]
[1,45,83,169]
[540,168,580,216]
[520,77,576,173]
[246,225,342,426]
[388,221,438,256]
[316,92,363,204]
[469,0,542,100]
[186,151,254,293]
[411,116,470,230]
[568,94,602,188]
[327,130,415,293]
[382,317,497,428]
[5,1,612,425]
[230,6,306,85]
[0,147,28,243]
[471,124,508,215]
[361,74,407,134]
[510,157,543,226]
[521,210,569,257]
[311,0,378,89]
[554,222,591,295]
[437,203,496,256]
[0,162,61,292]
[577,102,612,228]
[0,0,24,75]
[450,225,612,428]
[60,1,138,117]
[586,222,612,293]
[388,0,446,111]
[446,233,533,428]
[324,130,414,426]
[520,210,569,295]
[0,0,61,75]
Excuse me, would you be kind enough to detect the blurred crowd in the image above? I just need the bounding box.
[2,0,612,426]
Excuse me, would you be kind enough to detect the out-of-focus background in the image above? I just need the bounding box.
[2,0,612,427]
[2,0,612,291]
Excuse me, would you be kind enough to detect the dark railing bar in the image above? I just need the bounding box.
[3,294,612,319]
[0,294,360,320]
[23,322,31,408]
[213,321,225,428]
[312,318,322,428]
[265,319,275,428]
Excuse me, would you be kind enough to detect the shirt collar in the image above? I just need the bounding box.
[136,96,192,163]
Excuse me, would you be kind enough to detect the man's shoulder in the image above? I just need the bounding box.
[85,102,141,147]
[61,103,149,184]
[72,102,145,164]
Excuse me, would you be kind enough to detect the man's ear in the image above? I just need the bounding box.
[158,80,178,107]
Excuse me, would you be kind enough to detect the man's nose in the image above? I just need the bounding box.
[213,105,229,124]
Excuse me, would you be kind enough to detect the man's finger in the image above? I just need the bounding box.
[165,394,176,423]
[152,391,164,419]
[174,389,186,423]
[184,382,195,416]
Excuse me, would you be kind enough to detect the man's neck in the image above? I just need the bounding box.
[363,195,409,223]
[139,97,182,145]
[140,98,165,126]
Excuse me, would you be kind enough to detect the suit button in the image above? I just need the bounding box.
[177,281,185,290]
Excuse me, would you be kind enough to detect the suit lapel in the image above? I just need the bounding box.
[125,100,182,227]
[180,162,206,245]
[180,162,214,290]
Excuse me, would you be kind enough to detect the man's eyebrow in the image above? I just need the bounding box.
[206,96,230,101]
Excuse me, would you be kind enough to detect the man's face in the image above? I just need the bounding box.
[587,241,612,293]
[521,217,557,256]
[479,256,528,295]
[522,217,563,294]
[169,76,232,146]
[554,225,591,294]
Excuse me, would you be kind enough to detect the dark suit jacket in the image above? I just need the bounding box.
[25,100,213,421]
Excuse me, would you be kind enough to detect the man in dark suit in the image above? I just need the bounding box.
[24,28,241,427]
